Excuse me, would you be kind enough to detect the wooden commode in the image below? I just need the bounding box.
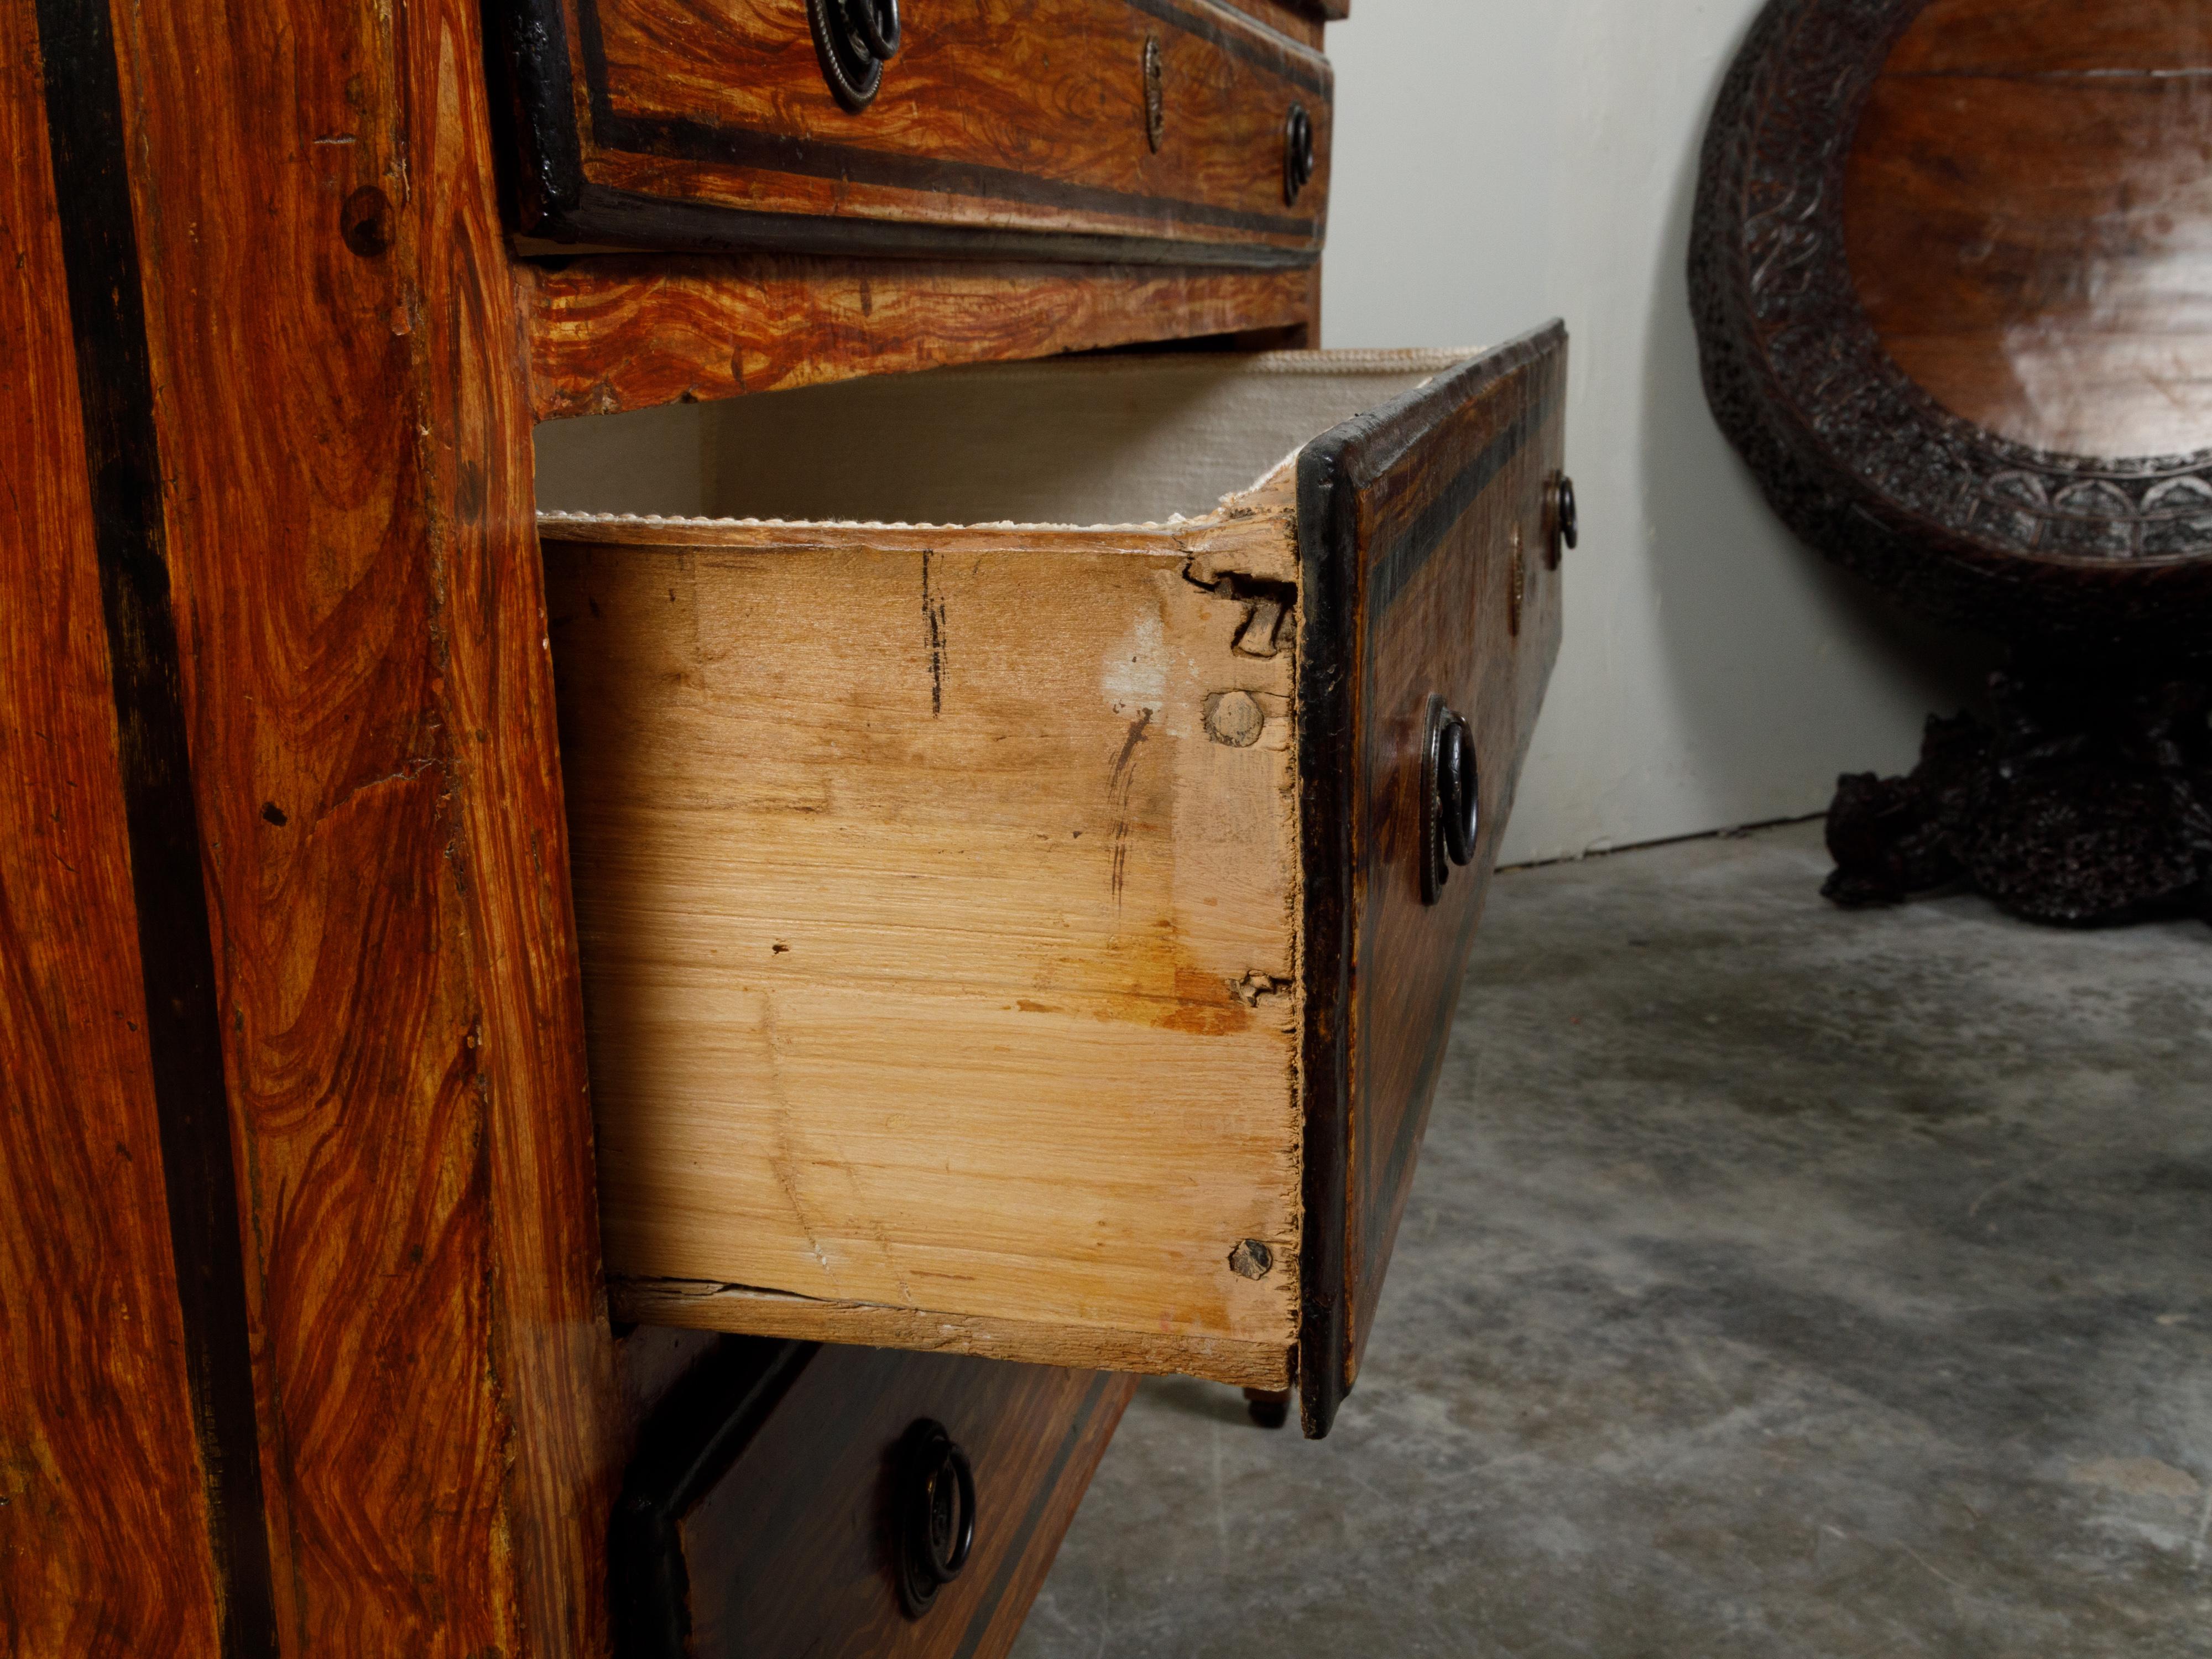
[1,0,1569,1652]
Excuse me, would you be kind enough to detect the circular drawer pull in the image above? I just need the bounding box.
[895,1419,977,1617]
[1547,472,1578,566]
[1422,696,1479,905]
[1284,103,1316,204]
[810,0,900,112]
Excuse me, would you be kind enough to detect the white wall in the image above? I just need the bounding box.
[1322,0,1995,865]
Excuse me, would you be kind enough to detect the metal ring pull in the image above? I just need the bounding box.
[851,0,900,61]
[1546,472,1578,566]
[1284,103,1316,204]
[1421,696,1480,905]
[809,0,899,112]
[895,1420,976,1618]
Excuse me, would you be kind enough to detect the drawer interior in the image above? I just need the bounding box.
[534,348,1468,526]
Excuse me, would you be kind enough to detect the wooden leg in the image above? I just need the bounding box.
[1243,1387,1292,1430]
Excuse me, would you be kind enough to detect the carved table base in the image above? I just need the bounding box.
[1824,667,2212,928]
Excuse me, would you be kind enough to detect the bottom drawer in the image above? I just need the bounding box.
[616,1338,1133,1659]
[540,329,1568,1435]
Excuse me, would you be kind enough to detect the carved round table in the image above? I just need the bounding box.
[1692,0,2212,925]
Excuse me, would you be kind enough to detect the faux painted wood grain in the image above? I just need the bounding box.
[680,1348,1134,1659]
[106,0,622,1648]
[523,256,1319,419]
[1342,337,1566,1381]
[573,0,1328,252]
[0,7,222,1648]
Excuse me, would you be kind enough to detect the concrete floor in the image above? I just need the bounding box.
[1011,822,2212,1658]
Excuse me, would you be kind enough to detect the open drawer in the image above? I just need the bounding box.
[538,327,1568,1436]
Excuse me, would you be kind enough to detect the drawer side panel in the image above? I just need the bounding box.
[549,536,1302,1373]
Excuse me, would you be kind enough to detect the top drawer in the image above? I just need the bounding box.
[497,0,1332,264]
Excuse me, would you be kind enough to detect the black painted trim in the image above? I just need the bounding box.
[587,113,1319,241]
[610,1338,820,1659]
[493,0,587,226]
[32,2,280,1653]
[494,0,1327,263]
[535,181,1322,268]
[1291,322,1566,1441]
[1367,393,1552,620]
[1293,433,1358,1441]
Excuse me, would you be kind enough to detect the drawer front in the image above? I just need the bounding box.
[1294,327,1567,1434]
[499,0,1331,264]
[615,1338,1133,1659]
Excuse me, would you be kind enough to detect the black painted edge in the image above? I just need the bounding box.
[1293,434,1356,1441]
[492,0,587,225]
[32,2,280,1653]
[491,0,1328,260]
[609,1338,820,1659]
[1291,321,1566,1439]
[589,110,1322,241]
[534,181,1323,269]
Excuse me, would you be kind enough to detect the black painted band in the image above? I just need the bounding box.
[547,181,1322,269]
[32,0,279,1652]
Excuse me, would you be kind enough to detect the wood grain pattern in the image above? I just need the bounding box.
[522,255,1319,419]
[677,1346,1133,1659]
[0,5,224,1647]
[1845,0,2212,457]
[546,515,1306,1383]
[510,0,1328,262]
[106,0,623,1646]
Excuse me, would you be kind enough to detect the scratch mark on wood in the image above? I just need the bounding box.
[1107,708,1152,906]
[921,549,946,718]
